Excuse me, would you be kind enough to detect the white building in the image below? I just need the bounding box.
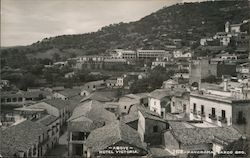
[111,49,136,59]
[173,48,192,58]
[189,92,250,136]
[137,50,167,59]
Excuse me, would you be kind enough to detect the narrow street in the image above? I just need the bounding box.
[46,131,68,157]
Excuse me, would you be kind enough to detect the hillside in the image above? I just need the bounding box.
[1,0,249,64]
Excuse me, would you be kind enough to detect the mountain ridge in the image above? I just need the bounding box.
[1,0,249,60]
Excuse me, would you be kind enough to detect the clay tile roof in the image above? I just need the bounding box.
[170,126,242,145]
[56,88,81,98]
[36,115,58,126]
[43,98,69,109]
[149,88,187,99]
[0,120,48,156]
[68,100,116,132]
[85,121,147,153]
[122,104,166,123]
[80,91,115,102]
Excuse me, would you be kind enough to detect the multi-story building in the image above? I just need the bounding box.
[173,48,193,59]
[122,104,168,146]
[137,50,167,59]
[27,99,70,127]
[53,88,81,100]
[67,100,116,157]
[0,90,53,106]
[237,63,249,79]
[189,92,250,136]
[1,120,49,157]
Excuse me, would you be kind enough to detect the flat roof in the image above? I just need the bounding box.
[190,92,250,104]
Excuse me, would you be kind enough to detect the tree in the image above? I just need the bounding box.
[52,53,61,62]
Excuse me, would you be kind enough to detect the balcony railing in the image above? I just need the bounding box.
[209,114,217,120]
[218,116,227,124]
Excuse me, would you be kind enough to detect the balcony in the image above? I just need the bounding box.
[209,114,217,121]
[218,116,227,124]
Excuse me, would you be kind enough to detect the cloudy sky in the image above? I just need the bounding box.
[1,0,207,46]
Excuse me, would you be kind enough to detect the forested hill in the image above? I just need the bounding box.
[1,0,249,60]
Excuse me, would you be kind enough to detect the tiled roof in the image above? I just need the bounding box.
[0,90,53,99]
[169,126,242,146]
[68,116,103,132]
[84,80,105,87]
[85,121,147,153]
[43,98,69,109]
[36,115,58,126]
[0,120,48,156]
[80,91,115,102]
[68,100,116,132]
[168,121,194,129]
[150,147,174,157]
[68,95,84,112]
[122,104,166,123]
[56,88,81,98]
[149,88,186,100]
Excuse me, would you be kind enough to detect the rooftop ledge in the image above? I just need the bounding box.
[190,92,250,104]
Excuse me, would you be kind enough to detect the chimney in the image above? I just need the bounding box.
[223,79,228,91]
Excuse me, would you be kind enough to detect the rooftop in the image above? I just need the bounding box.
[168,126,242,146]
[80,90,117,102]
[68,100,116,132]
[85,120,147,153]
[122,104,166,123]
[44,98,69,109]
[149,88,187,100]
[36,115,58,126]
[0,90,52,99]
[168,121,194,130]
[190,92,250,104]
[56,88,81,98]
[1,120,48,156]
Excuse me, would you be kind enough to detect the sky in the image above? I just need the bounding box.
[1,0,207,47]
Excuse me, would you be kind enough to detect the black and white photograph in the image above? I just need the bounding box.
[0,0,250,157]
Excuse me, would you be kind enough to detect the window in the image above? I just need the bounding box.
[7,98,11,102]
[1,98,5,103]
[183,104,186,111]
[124,106,127,109]
[237,111,246,124]
[238,111,243,120]
[201,105,204,115]
[153,126,158,133]
[193,103,196,113]
[212,108,216,116]
[221,110,226,118]
[18,97,23,102]
[12,98,17,102]
[172,102,175,107]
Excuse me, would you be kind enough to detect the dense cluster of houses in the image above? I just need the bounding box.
[1,20,250,158]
